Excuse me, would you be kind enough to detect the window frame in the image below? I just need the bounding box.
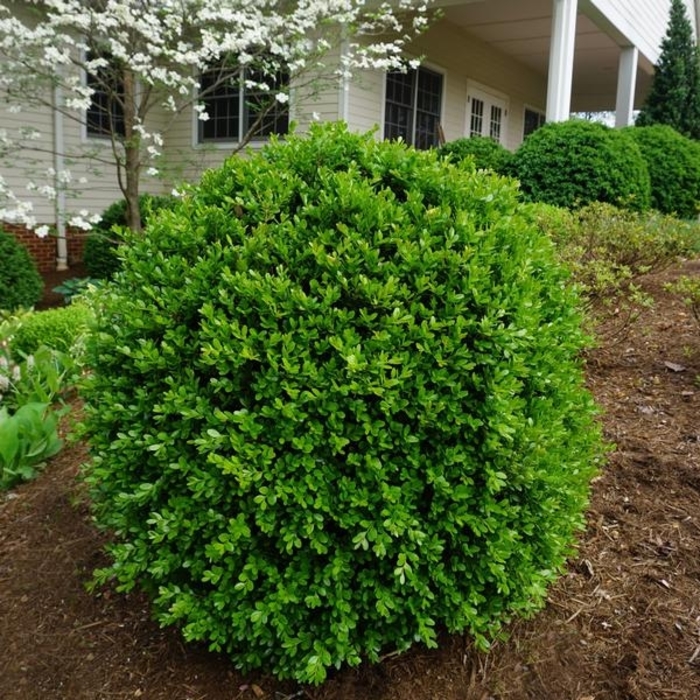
[195,62,290,146]
[382,63,445,150]
[523,106,546,139]
[84,53,126,141]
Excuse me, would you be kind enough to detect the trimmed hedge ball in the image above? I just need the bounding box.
[0,229,44,312]
[81,123,604,684]
[512,119,651,210]
[625,124,700,219]
[10,303,93,356]
[437,136,513,175]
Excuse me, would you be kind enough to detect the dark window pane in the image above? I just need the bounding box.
[199,62,288,143]
[415,68,442,148]
[490,105,502,141]
[86,57,125,138]
[384,71,415,143]
[384,67,442,148]
[470,98,484,137]
[524,108,545,138]
[244,67,290,139]
[199,68,240,142]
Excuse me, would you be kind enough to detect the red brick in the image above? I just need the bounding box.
[2,222,86,273]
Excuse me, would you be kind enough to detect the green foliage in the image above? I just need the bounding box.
[10,303,93,356]
[0,229,44,312]
[625,125,700,219]
[0,312,74,491]
[667,275,700,326]
[81,123,604,684]
[84,194,176,279]
[512,120,651,211]
[0,402,62,490]
[636,0,700,140]
[1,309,81,410]
[526,201,698,335]
[52,277,103,305]
[437,136,512,175]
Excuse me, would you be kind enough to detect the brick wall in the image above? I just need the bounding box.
[2,223,87,273]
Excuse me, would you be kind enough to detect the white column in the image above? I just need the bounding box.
[546,0,578,123]
[615,46,638,128]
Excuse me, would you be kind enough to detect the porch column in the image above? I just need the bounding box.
[615,46,638,127]
[546,0,578,122]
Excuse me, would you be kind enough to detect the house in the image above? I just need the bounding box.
[1,0,696,272]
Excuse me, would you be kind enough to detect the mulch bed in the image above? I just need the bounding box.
[2,261,700,699]
[35,264,88,310]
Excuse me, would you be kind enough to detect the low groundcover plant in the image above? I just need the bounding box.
[81,123,605,684]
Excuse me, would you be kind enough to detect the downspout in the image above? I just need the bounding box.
[52,78,68,271]
[695,0,700,43]
[338,34,350,124]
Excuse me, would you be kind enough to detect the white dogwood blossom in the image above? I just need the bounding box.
[0,0,434,233]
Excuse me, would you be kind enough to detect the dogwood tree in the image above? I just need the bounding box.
[0,0,433,234]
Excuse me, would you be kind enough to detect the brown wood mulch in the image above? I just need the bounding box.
[2,261,700,699]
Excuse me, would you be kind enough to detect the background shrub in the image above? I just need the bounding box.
[10,304,93,356]
[525,201,699,336]
[437,136,512,175]
[624,125,700,219]
[81,123,604,684]
[511,119,651,210]
[84,194,175,279]
[0,230,44,311]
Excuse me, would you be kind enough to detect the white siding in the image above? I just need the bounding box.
[345,18,547,151]
[162,55,345,187]
[591,0,697,64]
[1,100,56,223]
[1,84,166,228]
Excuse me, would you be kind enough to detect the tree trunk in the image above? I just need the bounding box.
[122,68,142,233]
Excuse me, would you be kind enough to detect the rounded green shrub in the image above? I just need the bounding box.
[10,303,93,356]
[81,123,603,684]
[437,136,512,174]
[84,194,175,278]
[624,125,700,219]
[0,229,44,312]
[512,119,651,210]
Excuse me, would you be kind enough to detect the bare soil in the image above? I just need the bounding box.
[2,261,700,699]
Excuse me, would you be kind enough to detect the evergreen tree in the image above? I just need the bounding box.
[636,0,700,140]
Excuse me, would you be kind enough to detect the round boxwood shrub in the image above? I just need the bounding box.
[81,123,603,684]
[624,125,700,219]
[0,229,44,311]
[10,303,93,356]
[437,136,512,174]
[84,194,175,279]
[512,119,651,210]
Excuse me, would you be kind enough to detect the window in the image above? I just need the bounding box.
[86,57,125,138]
[489,104,503,141]
[467,86,507,143]
[523,108,546,138]
[469,97,484,138]
[198,63,289,143]
[384,66,443,149]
